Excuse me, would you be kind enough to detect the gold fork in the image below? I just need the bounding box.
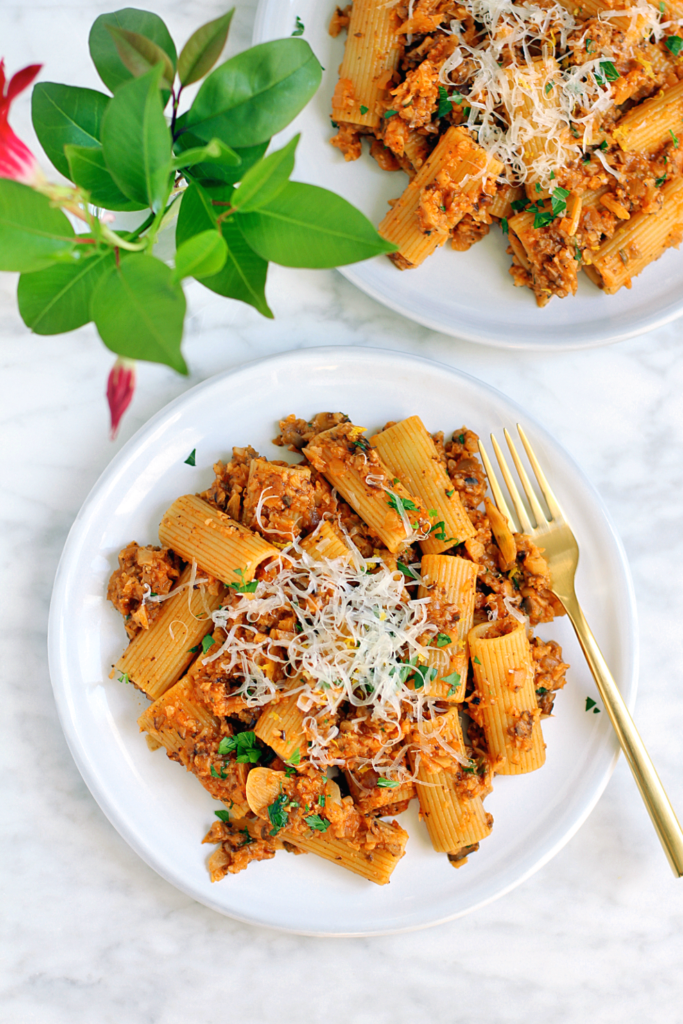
[479,425,683,877]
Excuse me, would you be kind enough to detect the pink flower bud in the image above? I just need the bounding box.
[107,358,136,439]
[0,59,44,187]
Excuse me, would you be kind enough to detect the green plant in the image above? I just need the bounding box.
[0,9,396,433]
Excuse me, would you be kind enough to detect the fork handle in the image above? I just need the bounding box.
[562,593,683,877]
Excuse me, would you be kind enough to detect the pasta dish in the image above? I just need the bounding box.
[107,414,569,885]
[329,0,683,305]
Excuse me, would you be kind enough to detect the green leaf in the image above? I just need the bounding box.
[183,38,322,148]
[0,180,75,273]
[376,777,400,788]
[214,809,230,822]
[101,63,172,210]
[91,253,187,372]
[176,181,272,317]
[176,132,267,185]
[105,24,175,90]
[89,8,177,94]
[236,182,397,267]
[177,9,235,86]
[65,144,147,210]
[171,137,241,171]
[31,83,109,179]
[184,448,197,466]
[202,634,216,653]
[172,230,227,282]
[18,250,115,334]
[231,134,298,212]
[304,814,329,832]
[201,218,272,317]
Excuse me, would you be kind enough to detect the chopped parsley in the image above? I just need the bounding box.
[670,128,679,148]
[384,109,397,118]
[359,104,369,115]
[655,173,667,187]
[412,664,438,690]
[510,198,529,213]
[585,696,601,713]
[318,794,326,807]
[551,186,570,217]
[599,60,620,82]
[210,763,228,779]
[214,809,231,822]
[660,1,666,10]
[217,731,262,764]
[446,487,455,497]
[437,85,453,117]
[377,777,401,788]
[188,644,200,653]
[666,35,683,56]
[457,433,465,444]
[586,38,594,53]
[462,106,471,119]
[598,140,608,151]
[118,672,130,685]
[397,560,421,581]
[228,567,258,594]
[267,793,289,835]
[386,491,419,520]
[473,656,481,665]
[501,217,509,235]
[550,170,556,180]
[304,814,330,832]
[430,520,455,543]
[536,687,548,696]
[435,632,452,647]
[201,634,216,654]
[545,81,554,95]
[441,669,461,697]
[292,15,305,35]
[288,747,301,766]
[535,182,541,193]
[184,448,196,466]
[452,91,465,104]
[240,828,254,846]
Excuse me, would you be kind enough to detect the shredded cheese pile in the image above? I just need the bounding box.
[437,0,664,186]
[207,537,467,770]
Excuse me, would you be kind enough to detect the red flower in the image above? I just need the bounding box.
[0,59,43,186]
[107,358,136,439]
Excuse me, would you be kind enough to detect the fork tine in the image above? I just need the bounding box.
[490,434,534,534]
[503,428,548,527]
[517,424,563,522]
[477,440,517,529]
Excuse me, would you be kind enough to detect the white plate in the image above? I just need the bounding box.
[48,347,637,935]
[253,0,683,349]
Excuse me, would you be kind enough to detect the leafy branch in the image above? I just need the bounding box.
[0,8,396,434]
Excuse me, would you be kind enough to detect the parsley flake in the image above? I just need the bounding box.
[211,763,228,779]
[446,487,455,497]
[473,656,482,665]
[437,85,453,117]
[377,777,401,788]
[184,448,196,466]
[228,568,259,594]
[510,198,529,213]
[501,216,509,234]
[267,793,289,835]
[535,182,541,193]
[585,696,599,712]
[188,644,200,653]
[360,104,369,114]
[287,747,301,767]
[397,560,421,581]
[318,794,326,807]
[384,109,397,118]
[214,809,231,822]
[655,173,667,186]
[600,60,620,81]
[441,669,461,697]
[218,731,262,764]
[670,128,680,148]
[435,632,452,647]
[545,81,554,95]
[118,672,130,685]
[201,634,215,655]
[304,814,330,832]
[666,35,683,56]
[292,15,305,35]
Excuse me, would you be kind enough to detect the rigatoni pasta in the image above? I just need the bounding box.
[108,412,570,886]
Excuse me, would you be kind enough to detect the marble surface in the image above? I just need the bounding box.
[2,1,683,1021]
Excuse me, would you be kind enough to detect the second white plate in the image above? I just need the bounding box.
[48,347,637,934]
[253,0,683,349]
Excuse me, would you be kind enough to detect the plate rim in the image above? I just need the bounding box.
[47,346,639,935]
[251,0,683,350]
